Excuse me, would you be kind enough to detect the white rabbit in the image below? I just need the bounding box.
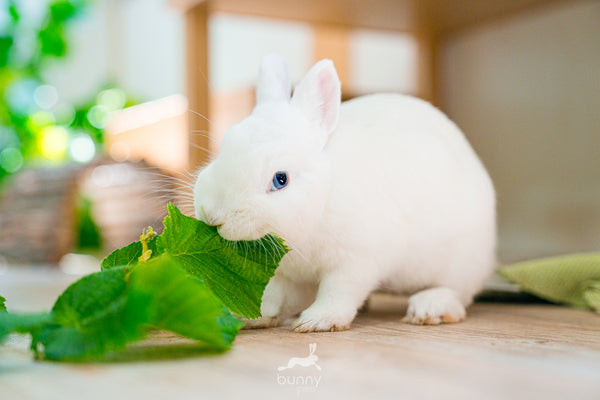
[193,54,496,332]
[278,343,321,371]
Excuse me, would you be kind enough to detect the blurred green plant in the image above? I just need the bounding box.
[75,195,102,251]
[0,0,137,183]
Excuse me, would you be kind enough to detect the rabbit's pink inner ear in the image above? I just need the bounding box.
[316,66,341,134]
[291,59,341,141]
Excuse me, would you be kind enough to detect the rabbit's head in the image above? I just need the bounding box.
[194,55,341,244]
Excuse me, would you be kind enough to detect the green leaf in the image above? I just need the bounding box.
[8,1,20,22]
[0,37,14,67]
[0,295,6,311]
[101,236,160,270]
[49,1,77,22]
[8,5,21,22]
[127,255,242,349]
[499,253,600,310]
[0,312,51,343]
[29,256,242,361]
[51,266,130,327]
[159,204,288,318]
[38,23,67,57]
[34,266,145,361]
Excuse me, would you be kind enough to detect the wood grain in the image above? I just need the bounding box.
[172,0,568,36]
[185,3,211,169]
[1,269,599,400]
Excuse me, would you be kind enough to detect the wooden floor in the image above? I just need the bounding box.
[1,267,600,400]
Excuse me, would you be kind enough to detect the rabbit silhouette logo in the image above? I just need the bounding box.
[278,343,321,371]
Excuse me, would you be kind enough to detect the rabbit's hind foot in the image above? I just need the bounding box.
[402,287,466,325]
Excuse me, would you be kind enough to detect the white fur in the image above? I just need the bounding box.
[194,55,496,332]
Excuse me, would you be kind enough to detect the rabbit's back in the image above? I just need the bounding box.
[320,94,496,298]
[328,94,485,177]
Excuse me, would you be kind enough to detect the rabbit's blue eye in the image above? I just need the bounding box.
[270,171,288,191]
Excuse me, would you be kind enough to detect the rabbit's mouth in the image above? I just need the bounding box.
[217,219,265,241]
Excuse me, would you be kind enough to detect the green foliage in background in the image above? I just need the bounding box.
[0,204,288,361]
[75,196,102,251]
[0,0,137,183]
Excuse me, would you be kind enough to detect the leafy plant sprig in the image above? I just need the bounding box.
[0,204,288,361]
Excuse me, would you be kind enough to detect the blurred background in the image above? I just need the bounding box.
[0,0,598,273]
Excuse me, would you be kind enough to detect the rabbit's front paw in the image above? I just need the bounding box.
[402,287,466,325]
[292,307,352,333]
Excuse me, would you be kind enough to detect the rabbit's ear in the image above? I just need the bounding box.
[291,59,341,138]
[309,343,316,354]
[256,54,291,105]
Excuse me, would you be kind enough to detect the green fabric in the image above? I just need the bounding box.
[499,253,600,313]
